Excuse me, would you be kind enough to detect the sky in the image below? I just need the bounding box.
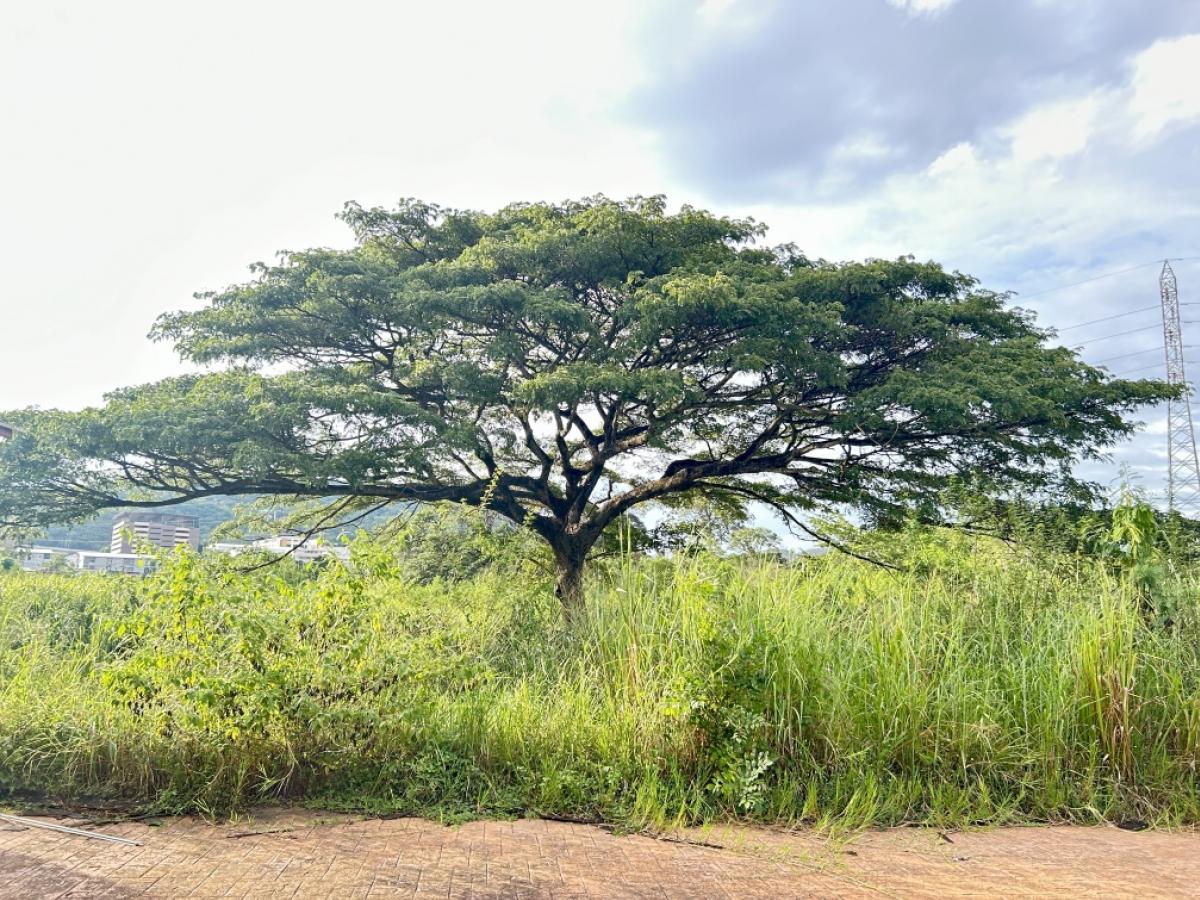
[2,0,1199,504]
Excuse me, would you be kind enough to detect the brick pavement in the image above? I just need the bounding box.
[0,809,1197,898]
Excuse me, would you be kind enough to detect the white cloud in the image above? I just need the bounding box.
[0,0,660,410]
[726,33,1200,504]
[697,0,739,21]
[694,0,774,35]
[742,32,1200,280]
[833,132,896,163]
[926,142,978,176]
[1007,95,1101,162]
[885,0,959,17]
[1129,33,1200,139]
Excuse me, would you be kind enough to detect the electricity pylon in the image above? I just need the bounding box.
[1160,260,1200,516]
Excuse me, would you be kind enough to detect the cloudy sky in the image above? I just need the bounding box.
[2,0,1199,502]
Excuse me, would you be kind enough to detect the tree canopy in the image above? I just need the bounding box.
[0,196,1174,610]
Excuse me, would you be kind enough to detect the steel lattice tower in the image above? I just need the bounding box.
[1160,260,1200,516]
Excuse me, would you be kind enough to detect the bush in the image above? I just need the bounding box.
[1,526,1199,828]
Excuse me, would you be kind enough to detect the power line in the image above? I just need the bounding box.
[1020,256,1200,302]
[1093,346,1164,365]
[1112,362,1168,377]
[1069,322,1162,346]
[1020,261,1163,300]
[1054,302,1199,334]
[1055,304,1160,332]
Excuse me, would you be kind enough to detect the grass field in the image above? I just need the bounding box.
[2,524,1199,829]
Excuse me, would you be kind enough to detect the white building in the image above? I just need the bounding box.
[15,547,155,575]
[210,535,349,564]
[111,511,200,554]
[17,547,81,572]
[77,551,154,575]
[207,542,252,556]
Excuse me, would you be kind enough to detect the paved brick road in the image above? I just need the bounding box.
[1,809,1197,898]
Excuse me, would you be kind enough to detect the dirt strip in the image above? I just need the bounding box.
[1,808,1196,898]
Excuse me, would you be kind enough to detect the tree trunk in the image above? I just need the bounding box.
[553,546,587,621]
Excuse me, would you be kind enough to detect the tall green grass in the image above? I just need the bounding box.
[1,527,1199,827]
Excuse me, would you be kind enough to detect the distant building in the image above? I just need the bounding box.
[211,535,349,564]
[15,547,155,575]
[77,551,154,575]
[17,547,81,572]
[207,542,251,556]
[0,422,12,441]
[111,511,200,554]
[254,535,350,563]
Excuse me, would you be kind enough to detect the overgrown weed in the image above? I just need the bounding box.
[2,523,1199,829]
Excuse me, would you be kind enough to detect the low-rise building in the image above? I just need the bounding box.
[207,542,251,556]
[210,535,349,564]
[252,535,349,563]
[14,547,155,575]
[77,551,155,575]
[16,547,81,572]
[0,422,13,441]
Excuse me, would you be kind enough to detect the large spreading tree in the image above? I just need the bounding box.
[0,197,1173,610]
